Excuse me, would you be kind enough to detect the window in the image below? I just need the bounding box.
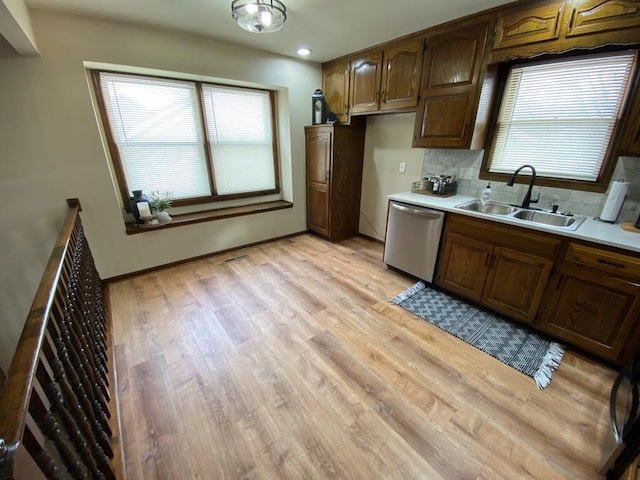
[94,71,280,207]
[483,50,637,190]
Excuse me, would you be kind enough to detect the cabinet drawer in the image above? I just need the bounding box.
[446,214,561,259]
[565,243,640,279]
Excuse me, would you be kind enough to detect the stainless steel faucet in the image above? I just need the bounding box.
[507,164,540,209]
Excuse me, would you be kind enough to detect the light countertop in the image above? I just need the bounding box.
[388,192,640,254]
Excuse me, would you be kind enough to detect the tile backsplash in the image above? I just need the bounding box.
[421,149,640,222]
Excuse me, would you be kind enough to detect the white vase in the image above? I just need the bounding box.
[155,210,171,223]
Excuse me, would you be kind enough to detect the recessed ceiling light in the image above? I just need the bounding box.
[297,48,311,56]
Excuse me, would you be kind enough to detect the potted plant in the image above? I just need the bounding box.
[148,191,173,223]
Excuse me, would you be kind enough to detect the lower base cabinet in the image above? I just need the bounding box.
[436,215,640,365]
[436,215,556,324]
[536,244,640,364]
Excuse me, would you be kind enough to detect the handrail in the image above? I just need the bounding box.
[0,199,80,458]
[0,198,118,480]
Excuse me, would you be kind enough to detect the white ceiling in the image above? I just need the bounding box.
[23,0,512,62]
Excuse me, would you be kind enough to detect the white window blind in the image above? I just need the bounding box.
[489,51,636,182]
[201,85,276,195]
[99,73,211,199]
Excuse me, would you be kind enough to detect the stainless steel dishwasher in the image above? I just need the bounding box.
[383,200,445,283]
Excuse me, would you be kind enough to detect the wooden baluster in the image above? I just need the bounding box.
[51,332,113,444]
[21,424,64,480]
[50,356,114,468]
[38,412,90,480]
[44,380,105,480]
[33,449,63,480]
[64,302,110,401]
[59,310,111,419]
[45,325,113,451]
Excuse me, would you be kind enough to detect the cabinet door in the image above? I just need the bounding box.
[494,0,564,49]
[539,264,640,362]
[305,129,332,237]
[322,60,350,124]
[350,51,383,114]
[564,0,640,37]
[619,84,640,156]
[483,247,553,323]
[380,39,424,111]
[413,22,490,148]
[436,233,492,302]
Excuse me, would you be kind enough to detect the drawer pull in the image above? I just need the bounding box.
[597,258,626,269]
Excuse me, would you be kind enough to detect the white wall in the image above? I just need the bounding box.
[359,113,424,240]
[0,9,320,372]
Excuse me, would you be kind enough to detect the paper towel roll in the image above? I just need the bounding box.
[599,180,629,222]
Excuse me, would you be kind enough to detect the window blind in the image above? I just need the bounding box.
[490,51,636,182]
[201,85,276,195]
[99,73,211,199]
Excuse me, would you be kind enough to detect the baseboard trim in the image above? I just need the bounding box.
[104,230,308,283]
[358,232,384,244]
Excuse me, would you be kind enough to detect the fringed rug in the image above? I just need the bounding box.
[390,282,564,389]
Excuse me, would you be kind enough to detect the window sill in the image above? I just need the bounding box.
[125,200,293,235]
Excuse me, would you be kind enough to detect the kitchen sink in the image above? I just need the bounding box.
[455,199,586,231]
[456,200,519,215]
[512,209,586,229]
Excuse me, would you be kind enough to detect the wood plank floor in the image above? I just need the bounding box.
[107,234,618,480]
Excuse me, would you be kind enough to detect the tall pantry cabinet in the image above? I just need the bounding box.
[304,119,366,241]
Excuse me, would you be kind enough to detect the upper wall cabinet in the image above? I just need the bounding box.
[379,39,424,111]
[619,82,640,156]
[492,0,640,62]
[350,51,383,114]
[412,21,491,148]
[322,59,351,124]
[349,38,424,115]
[563,0,640,37]
[493,0,565,49]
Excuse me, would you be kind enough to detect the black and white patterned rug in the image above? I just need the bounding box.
[390,282,564,389]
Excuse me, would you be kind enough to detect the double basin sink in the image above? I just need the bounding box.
[455,200,587,231]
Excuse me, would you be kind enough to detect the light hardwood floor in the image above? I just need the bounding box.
[108,234,618,480]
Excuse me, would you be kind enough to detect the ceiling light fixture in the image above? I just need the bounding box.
[297,48,311,56]
[231,0,287,33]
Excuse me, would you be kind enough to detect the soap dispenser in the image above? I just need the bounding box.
[481,182,492,203]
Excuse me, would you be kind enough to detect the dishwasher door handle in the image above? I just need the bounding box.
[391,202,442,219]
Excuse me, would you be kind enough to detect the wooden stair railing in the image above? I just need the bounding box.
[0,199,122,480]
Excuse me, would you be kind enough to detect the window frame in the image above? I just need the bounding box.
[480,48,639,193]
[90,69,281,210]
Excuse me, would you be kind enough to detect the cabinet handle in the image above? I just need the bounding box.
[597,258,625,269]
[484,253,490,267]
[555,274,564,291]
[326,171,330,182]
[462,123,468,139]
[488,253,496,269]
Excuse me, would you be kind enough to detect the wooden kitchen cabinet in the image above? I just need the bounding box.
[379,39,424,111]
[436,214,557,323]
[350,51,383,114]
[491,0,640,62]
[412,21,491,148]
[537,243,640,364]
[563,0,640,38]
[349,38,424,114]
[322,59,351,124]
[493,0,565,49]
[619,83,640,156]
[304,121,366,241]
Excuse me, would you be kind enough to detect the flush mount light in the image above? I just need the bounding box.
[297,48,311,56]
[231,0,287,33]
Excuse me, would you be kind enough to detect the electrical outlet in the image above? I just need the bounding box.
[399,162,406,173]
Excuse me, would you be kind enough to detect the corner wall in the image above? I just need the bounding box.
[0,9,320,371]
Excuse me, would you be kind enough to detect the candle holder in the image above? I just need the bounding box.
[139,214,158,227]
